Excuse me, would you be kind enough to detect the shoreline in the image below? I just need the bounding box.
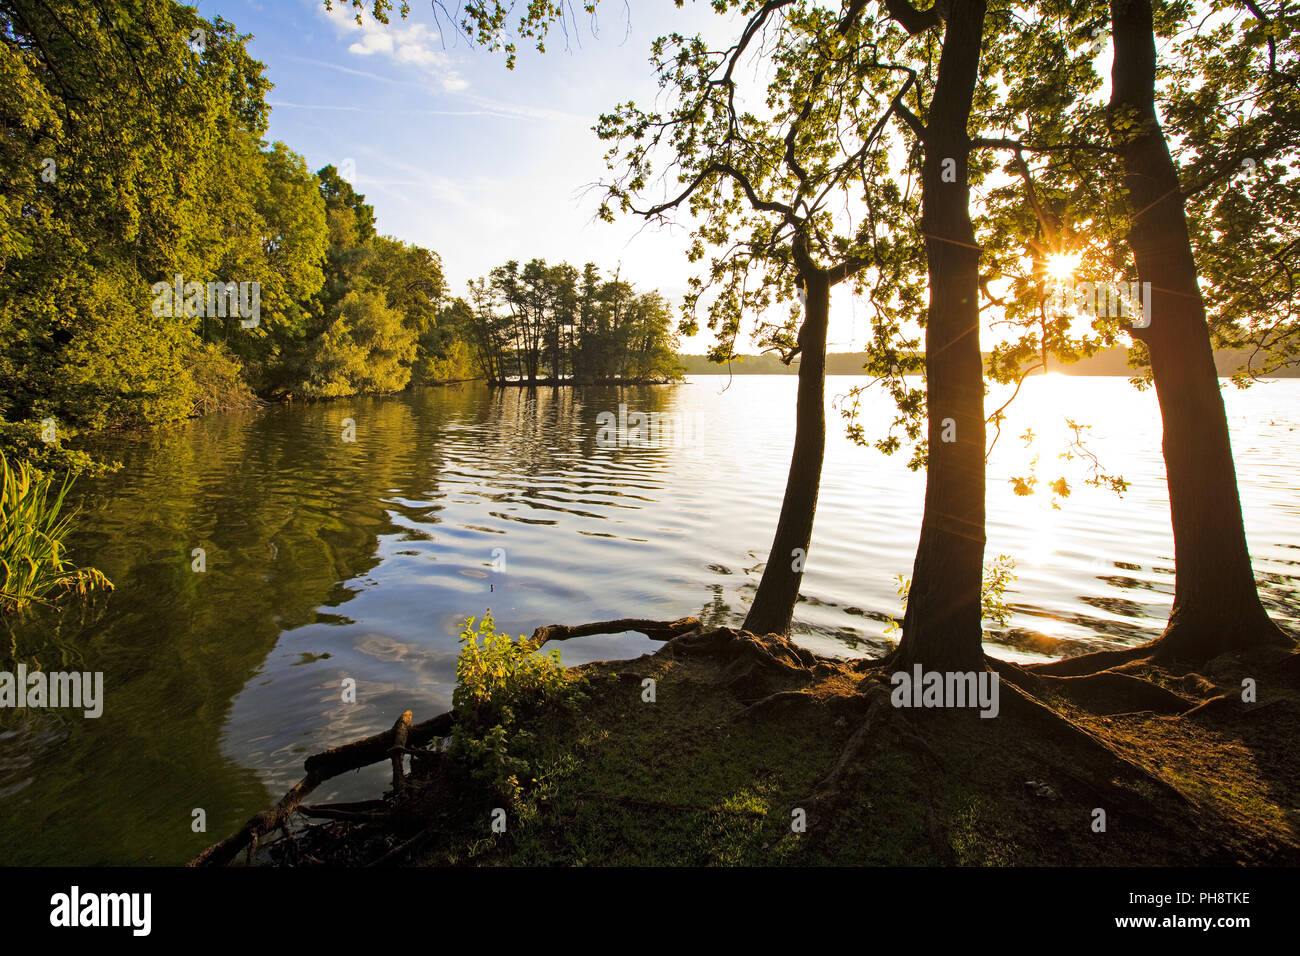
[194,622,1300,868]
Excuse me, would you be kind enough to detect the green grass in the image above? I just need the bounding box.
[0,449,112,614]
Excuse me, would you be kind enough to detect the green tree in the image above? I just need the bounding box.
[975,0,1296,667]
[0,1,271,429]
[595,3,915,637]
[303,289,418,397]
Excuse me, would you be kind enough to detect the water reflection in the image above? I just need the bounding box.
[0,375,1296,863]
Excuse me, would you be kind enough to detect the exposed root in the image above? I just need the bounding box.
[734,689,819,721]
[1038,671,1193,715]
[668,627,822,703]
[798,682,895,827]
[1027,643,1151,677]
[1182,692,1285,721]
[997,681,1198,813]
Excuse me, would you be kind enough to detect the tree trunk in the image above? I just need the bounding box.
[892,0,988,674]
[1109,0,1288,661]
[742,270,830,636]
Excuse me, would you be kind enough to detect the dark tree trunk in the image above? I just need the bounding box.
[742,269,830,636]
[1109,0,1288,661]
[892,0,988,674]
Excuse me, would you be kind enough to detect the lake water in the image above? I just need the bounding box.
[1,374,1297,864]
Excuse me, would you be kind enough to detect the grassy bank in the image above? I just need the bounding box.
[252,626,1300,867]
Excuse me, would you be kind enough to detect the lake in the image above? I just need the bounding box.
[1,374,1297,864]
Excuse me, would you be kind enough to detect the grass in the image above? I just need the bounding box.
[0,449,112,614]
[270,627,1300,867]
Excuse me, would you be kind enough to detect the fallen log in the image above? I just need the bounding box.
[190,708,452,867]
[302,710,455,778]
[530,616,700,648]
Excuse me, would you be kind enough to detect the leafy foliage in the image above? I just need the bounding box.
[449,612,585,803]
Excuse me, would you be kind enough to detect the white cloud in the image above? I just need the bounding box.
[323,6,467,93]
[348,32,392,57]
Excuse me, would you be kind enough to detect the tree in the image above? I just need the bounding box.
[303,289,417,396]
[211,140,329,395]
[595,2,916,637]
[465,276,511,384]
[0,1,272,429]
[871,0,992,673]
[976,0,1297,668]
[416,296,476,383]
[1086,0,1290,662]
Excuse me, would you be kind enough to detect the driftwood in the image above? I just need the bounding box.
[189,709,454,867]
[530,616,700,648]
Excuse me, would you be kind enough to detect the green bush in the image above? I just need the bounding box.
[0,449,113,614]
[449,612,584,804]
[186,343,261,417]
[0,418,113,478]
[302,290,417,397]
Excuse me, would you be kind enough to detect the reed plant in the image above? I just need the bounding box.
[0,450,113,614]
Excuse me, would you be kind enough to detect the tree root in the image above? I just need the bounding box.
[1040,671,1193,715]
[1181,692,1285,722]
[794,680,953,859]
[800,686,893,810]
[733,689,819,720]
[1027,643,1152,677]
[997,681,1198,814]
[1028,623,1297,679]
[663,626,827,703]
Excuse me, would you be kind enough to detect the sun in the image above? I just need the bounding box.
[1045,252,1081,283]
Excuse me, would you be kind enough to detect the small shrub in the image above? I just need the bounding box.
[0,418,115,477]
[449,612,584,804]
[186,343,261,417]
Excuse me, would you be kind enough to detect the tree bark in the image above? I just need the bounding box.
[1109,0,1289,661]
[892,0,989,674]
[743,268,830,636]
